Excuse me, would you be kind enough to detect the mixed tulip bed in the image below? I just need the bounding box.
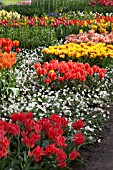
[0,2,113,169]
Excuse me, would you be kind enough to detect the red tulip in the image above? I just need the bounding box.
[16,47,20,53]
[44,77,51,84]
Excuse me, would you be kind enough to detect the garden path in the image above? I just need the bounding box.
[72,106,113,170]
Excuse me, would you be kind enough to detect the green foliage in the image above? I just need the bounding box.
[0,26,57,48]
[0,4,37,16]
[1,0,113,17]
[0,68,19,100]
[32,0,69,14]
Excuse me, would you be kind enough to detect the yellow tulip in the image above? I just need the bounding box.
[59,54,65,58]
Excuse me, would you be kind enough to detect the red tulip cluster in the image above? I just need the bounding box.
[0,118,20,158]
[50,17,77,27]
[98,0,113,6]
[88,0,113,7]
[0,38,20,53]
[34,60,106,85]
[27,17,48,27]
[0,111,86,169]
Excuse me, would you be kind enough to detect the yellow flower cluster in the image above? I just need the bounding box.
[0,10,20,20]
[42,42,113,60]
[89,19,110,33]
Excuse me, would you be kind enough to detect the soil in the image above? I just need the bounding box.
[71,105,113,170]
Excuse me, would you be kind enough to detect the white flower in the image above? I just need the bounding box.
[85,126,94,132]
[88,136,93,141]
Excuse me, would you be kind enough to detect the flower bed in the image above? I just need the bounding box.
[0,37,20,98]
[18,0,32,5]
[89,0,113,7]
[34,59,106,86]
[0,38,20,69]
[42,42,113,68]
[65,30,113,44]
[0,111,86,169]
[0,6,113,170]
[1,10,113,48]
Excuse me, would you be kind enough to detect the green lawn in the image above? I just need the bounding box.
[2,0,26,5]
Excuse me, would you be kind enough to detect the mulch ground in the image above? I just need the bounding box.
[71,105,113,170]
